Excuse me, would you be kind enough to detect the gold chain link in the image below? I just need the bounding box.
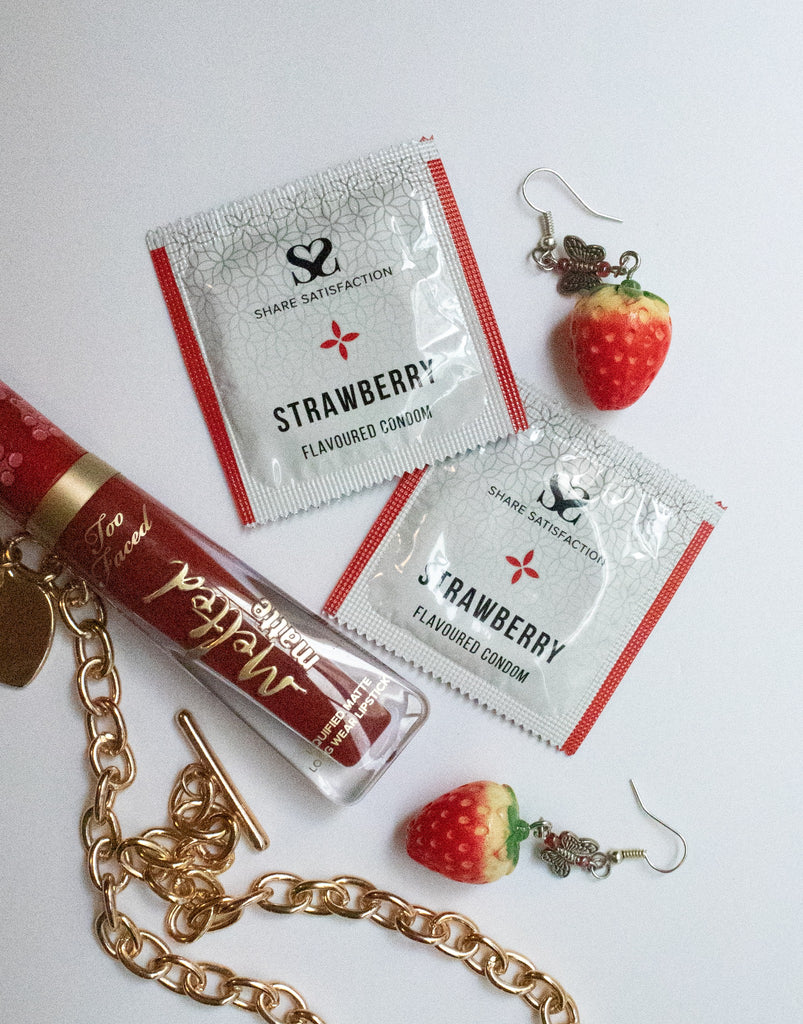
[7,538,579,1023]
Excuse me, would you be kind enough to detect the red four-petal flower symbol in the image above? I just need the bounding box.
[320,320,359,360]
[506,550,539,585]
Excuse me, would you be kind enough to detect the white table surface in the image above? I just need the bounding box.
[1,3,800,1022]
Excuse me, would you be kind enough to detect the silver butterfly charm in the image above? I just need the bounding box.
[556,235,608,294]
[540,830,610,878]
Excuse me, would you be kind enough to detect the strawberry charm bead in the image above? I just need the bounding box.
[569,278,672,410]
[405,780,532,883]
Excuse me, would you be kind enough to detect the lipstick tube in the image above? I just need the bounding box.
[0,380,428,803]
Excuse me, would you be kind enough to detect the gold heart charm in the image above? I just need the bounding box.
[0,568,55,687]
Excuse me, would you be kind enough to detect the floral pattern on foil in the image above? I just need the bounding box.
[164,148,484,490]
[351,385,722,727]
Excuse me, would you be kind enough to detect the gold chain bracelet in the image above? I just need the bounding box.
[1,536,579,1024]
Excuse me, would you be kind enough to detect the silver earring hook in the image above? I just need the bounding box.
[627,779,687,873]
[521,168,623,263]
[520,167,623,222]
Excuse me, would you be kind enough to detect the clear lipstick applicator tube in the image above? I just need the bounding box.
[0,380,428,803]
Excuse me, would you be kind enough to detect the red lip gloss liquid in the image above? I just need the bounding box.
[0,380,428,802]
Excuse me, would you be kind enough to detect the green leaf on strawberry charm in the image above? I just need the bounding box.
[569,279,671,410]
[405,780,532,883]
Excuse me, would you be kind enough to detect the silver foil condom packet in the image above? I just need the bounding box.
[325,382,725,753]
[147,138,526,523]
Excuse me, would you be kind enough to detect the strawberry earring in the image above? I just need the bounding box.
[522,167,672,410]
[405,779,686,884]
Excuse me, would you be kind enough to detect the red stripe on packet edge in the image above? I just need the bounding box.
[426,158,528,433]
[561,519,716,755]
[323,468,428,616]
[149,246,256,526]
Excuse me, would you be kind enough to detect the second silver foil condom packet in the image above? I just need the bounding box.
[325,383,725,753]
[148,138,526,523]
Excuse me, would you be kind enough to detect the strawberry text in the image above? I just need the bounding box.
[273,360,436,432]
